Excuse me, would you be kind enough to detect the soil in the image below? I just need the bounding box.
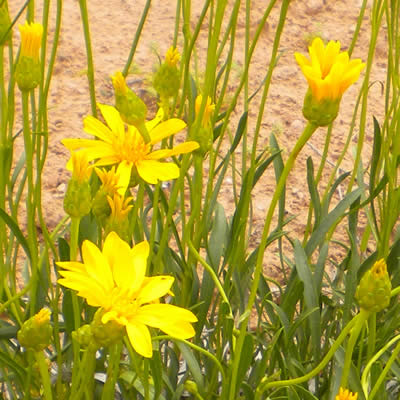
[8,0,387,283]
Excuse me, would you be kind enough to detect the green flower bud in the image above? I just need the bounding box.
[355,259,391,313]
[111,71,147,127]
[17,309,52,352]
[63,152,92,218]
[64,178,92,218]
[72,324,95,349]
[153,47,181,99]
[103,195,133,243]
[92,188,111,226]
[91,309,125,348]
[302,89,341,127]
[189,125,212,156]
[16,22,43,91]
[0,2,12,45]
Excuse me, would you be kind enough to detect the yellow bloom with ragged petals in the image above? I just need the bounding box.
[70,151,93,183]
[62,104,199,186]
[295,37,365,102]
[335,387,358,400]
[165,46,180,67]
[57,231,197,358]
[295,38,365,126]
[19,21,43,60]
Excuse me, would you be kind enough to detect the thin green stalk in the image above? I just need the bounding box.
[71,346,97,400]
[78,0,97,117]
[101,342,123,400]
[361,333,400,398]
[122,0,151,77]
[340,309,370,387]
[228,118,316,399]
[34,351,53,400]
[148,182,160,269]
[366,312,376,361]
[255,312,362,398]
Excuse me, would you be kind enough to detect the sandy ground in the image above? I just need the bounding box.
[8,0,387,282]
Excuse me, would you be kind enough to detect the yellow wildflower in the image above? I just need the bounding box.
[95,166,126,196]
[165,46,180,67]
[355,258,391,313]
[104,194,133,241]
[62,104,199,186]
[17,308,52,352]
[16,21,43,90]
[57,232,197,358]
[295,38,365,102]
[335,387,358,400]
[195,94,215,128]
[70,151,93,183]
[295,37,365,126]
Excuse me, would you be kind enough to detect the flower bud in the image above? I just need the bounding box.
[16,22,43,91]
[90,308,125,348]
[111,71,147,128]
[17,309,52,352]
[153,47,181,99]
[63,152,92,218]
[0,2,12,45]
[335,387,358,400]
[301,89,341,127]
[72,324,95,349]
[355,259,391,313]
[104,194,133,242]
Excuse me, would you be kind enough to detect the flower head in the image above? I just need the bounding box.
[355,258,391,313]
[57,232,197,357]
[295,38,365,126]
[104,194,133,241]
[16,21,43,90]
[335,387,358,400]
[295,38,365,102]
[165,47,180,67]
[70,151,93,183]
[195,95,215,128]
[62,104,199,186]
[18,308,52,352]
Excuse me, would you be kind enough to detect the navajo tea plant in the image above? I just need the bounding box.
[0,1,400,399]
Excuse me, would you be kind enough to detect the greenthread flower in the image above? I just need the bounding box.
[111,71,148,129]
[17,309,52,352]
[104,194,133,242]
[63,152,92,218]
[57,232,197,357]
[355,259,391,313]
[16,22,43,91]
[335,387,358,400]
[295,37,365,126]
[62,103,199,186]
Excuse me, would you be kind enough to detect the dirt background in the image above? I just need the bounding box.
[8,0,387,281]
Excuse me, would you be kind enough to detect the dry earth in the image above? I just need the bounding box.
[8,0,387,282]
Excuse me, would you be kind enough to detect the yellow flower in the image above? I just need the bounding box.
[111,71,128,96]
[19,21,43,60]
[165,46,180,67]
[62,104,199,186]
[70,151,93,183]
[16,21,43,91]
[195,94,215,128]
[104,194,133,241]
[95,166,126,196]
[355,258,391,313]
[57,232,197,357]
[295,37,365,102]
[335,387,358,400]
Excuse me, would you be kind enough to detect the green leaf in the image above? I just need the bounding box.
[306,157,322,228]
[236,333,254,395]
[177,342,205,394]
[0,208,31,262]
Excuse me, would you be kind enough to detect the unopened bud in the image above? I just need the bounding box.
[355,259,391,313]
[17,309,52,351]
[91,308,125,348]
[153,47,181,99]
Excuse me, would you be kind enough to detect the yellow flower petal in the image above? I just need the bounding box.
[137,276,174,304]
[81,240,114,293]
[115,161,132,196]
[83,115,114,143]
[145,108,164,132]
[126,322,153,358]
[97,103,125,136]
[149,118,187,145]
[136,160,179,184]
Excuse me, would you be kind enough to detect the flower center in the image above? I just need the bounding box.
[113,127,150,164]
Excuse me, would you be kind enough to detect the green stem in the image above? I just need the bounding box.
[78,0,97,117]
[366,312,376,361]
[255,312,363,398]
[362,333,400,399]
[70,217,80,261]
[229,121,317,400]
[101,342,122,400]
[34,351,53,400]
[71,346,97,400]
[340,309,370,387]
